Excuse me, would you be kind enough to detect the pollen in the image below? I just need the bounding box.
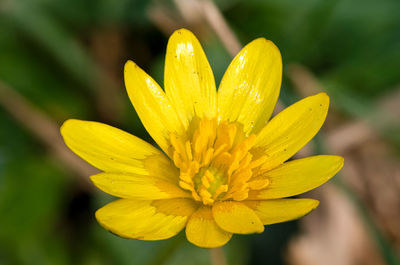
[169,118,270,205]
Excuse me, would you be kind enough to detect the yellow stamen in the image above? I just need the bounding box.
[171,118,270,205]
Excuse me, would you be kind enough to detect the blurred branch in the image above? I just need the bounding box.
[149,0,241,57]
[90,29,125,123]
[148,4,182,35]
[288,184,385,265]
[325,121,377,154]
[0,80,97,188]
[174,0,205,28]
[198,0,241,57]
[286,64,324,95]
[335,173,400,265]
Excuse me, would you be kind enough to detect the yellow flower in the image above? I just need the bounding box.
[61,28,343,248]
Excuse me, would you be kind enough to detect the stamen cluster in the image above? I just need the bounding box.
[170,118,270,205]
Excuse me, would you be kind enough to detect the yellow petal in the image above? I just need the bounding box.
[164,28,217,128]
[186,207,232,248]
[249,155,343,199]
[217,38,282,135]
[91,172,190,200]
[124,60,184,154]
[212,201,264,234]
[61,119,163,174]
[254,93,329,171]
[244,199,319,225]
[96,198,197,240]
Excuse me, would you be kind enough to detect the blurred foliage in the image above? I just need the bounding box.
[0,0,399,264]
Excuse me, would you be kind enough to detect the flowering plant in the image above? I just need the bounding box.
[61,29,343,248]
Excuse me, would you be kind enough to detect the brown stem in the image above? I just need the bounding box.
[199,0,241,57]
[210,247,228,265]
[0,80,98,188]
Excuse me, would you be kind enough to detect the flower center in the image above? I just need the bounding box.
[193,166,228,204]
[169,118,269,205]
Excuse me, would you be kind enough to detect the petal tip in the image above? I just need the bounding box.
[247,37,282,58]
[338,155,345,165]
[171,28,194,37]
[60,119,70,133]
[60,119,80,136]
[89,174,105,192]
[310,199,320,209]
[167,28,200,53]
[329,155,345,173]
[168,28,197,46]
[337,156,345,173]
[94,206,107,227]
[256,224,265,234]
[302,199,320,216]
[124,60,135,70]
[315,92,330,105]
[252,37,278,47]
[252,37,268,44]
[89,173,101,185]
[124,60,139,76]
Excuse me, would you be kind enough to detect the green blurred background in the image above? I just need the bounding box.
[1,0,400,264]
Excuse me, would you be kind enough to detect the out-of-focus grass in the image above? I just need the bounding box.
[0,0,399,264]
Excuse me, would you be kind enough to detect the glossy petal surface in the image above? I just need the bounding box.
[96,199,197,240]
[248,155,344,199]
[245,199,319,225]
[61,119,162,174]
[124,60,184,153]
[91,172,190,200]
[218,38,282,135]
[165,29,217,128]
[254,93,329,171]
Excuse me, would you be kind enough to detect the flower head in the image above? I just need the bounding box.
[61,29,343,248]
